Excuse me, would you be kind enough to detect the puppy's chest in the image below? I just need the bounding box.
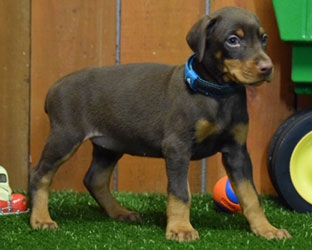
[191,116,248,159]
[192,92,249,146]
[193,108,249,146]
[195,119,221,143]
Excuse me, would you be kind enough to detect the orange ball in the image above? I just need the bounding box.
[213,176,242,214]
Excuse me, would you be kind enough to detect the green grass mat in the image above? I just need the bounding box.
[1,192,312,250]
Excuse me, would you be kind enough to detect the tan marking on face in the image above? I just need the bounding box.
[232,124,249,145]
[166,187,199,242]
[195,119,219,143]
[236,28,245,37]
[216,51,222,60]
[259,27,265,36]
[223,59,269,85]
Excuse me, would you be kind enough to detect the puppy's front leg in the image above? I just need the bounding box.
[222,142,292,240]
[162,136,199,242]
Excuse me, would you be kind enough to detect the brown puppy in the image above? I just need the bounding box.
[29,7,292,242]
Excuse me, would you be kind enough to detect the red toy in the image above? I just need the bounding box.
[0,165,29,215]
[0,194,29,215]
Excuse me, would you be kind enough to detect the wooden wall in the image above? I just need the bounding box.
[0,0,30,190]
[3,0,310,194]
[31,0,116,191]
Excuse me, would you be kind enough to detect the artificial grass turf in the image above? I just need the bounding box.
[1,192,312,250]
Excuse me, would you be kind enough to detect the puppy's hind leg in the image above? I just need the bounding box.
[30,129,83,230]
[84,143,141,222]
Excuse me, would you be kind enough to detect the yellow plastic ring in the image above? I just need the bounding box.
[290,131,312,204]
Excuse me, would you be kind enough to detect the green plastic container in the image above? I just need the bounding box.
[273,0,312,42]
[273,0,312,94]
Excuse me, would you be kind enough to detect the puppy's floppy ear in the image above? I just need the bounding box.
[186,15,219,62]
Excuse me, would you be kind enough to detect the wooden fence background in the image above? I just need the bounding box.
[1,0,311,194]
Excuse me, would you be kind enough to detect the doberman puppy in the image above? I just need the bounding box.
[29,7,292,242]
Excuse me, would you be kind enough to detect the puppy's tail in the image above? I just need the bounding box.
[44,82,60,114]
[44,99,48,114]
[44,88,53,114]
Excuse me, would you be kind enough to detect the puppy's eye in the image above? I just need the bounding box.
[262,34,268,46]
[226,35,241,48]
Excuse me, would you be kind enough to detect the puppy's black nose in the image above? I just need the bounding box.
[257,60,273,75]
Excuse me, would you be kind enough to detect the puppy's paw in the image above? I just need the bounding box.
[252,224,292,240]
[166,224,200,242]
[31,219,59,230]
[114,211,142,223]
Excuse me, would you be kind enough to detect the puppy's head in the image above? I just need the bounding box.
[187,7,273,86]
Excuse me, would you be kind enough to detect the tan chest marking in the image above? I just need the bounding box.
[195,119,219,143]
[232,123,249,145]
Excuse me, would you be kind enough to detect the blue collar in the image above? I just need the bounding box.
[185,54,242,98]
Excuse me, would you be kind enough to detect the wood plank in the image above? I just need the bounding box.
[207,0,294,194]
[31,0,116,191]
[0,0,30,190]
[118,0,206,194]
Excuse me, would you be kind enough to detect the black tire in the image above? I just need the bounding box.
[268,109,312,213]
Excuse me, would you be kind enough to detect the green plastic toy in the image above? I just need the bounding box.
[273,0,312,94]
